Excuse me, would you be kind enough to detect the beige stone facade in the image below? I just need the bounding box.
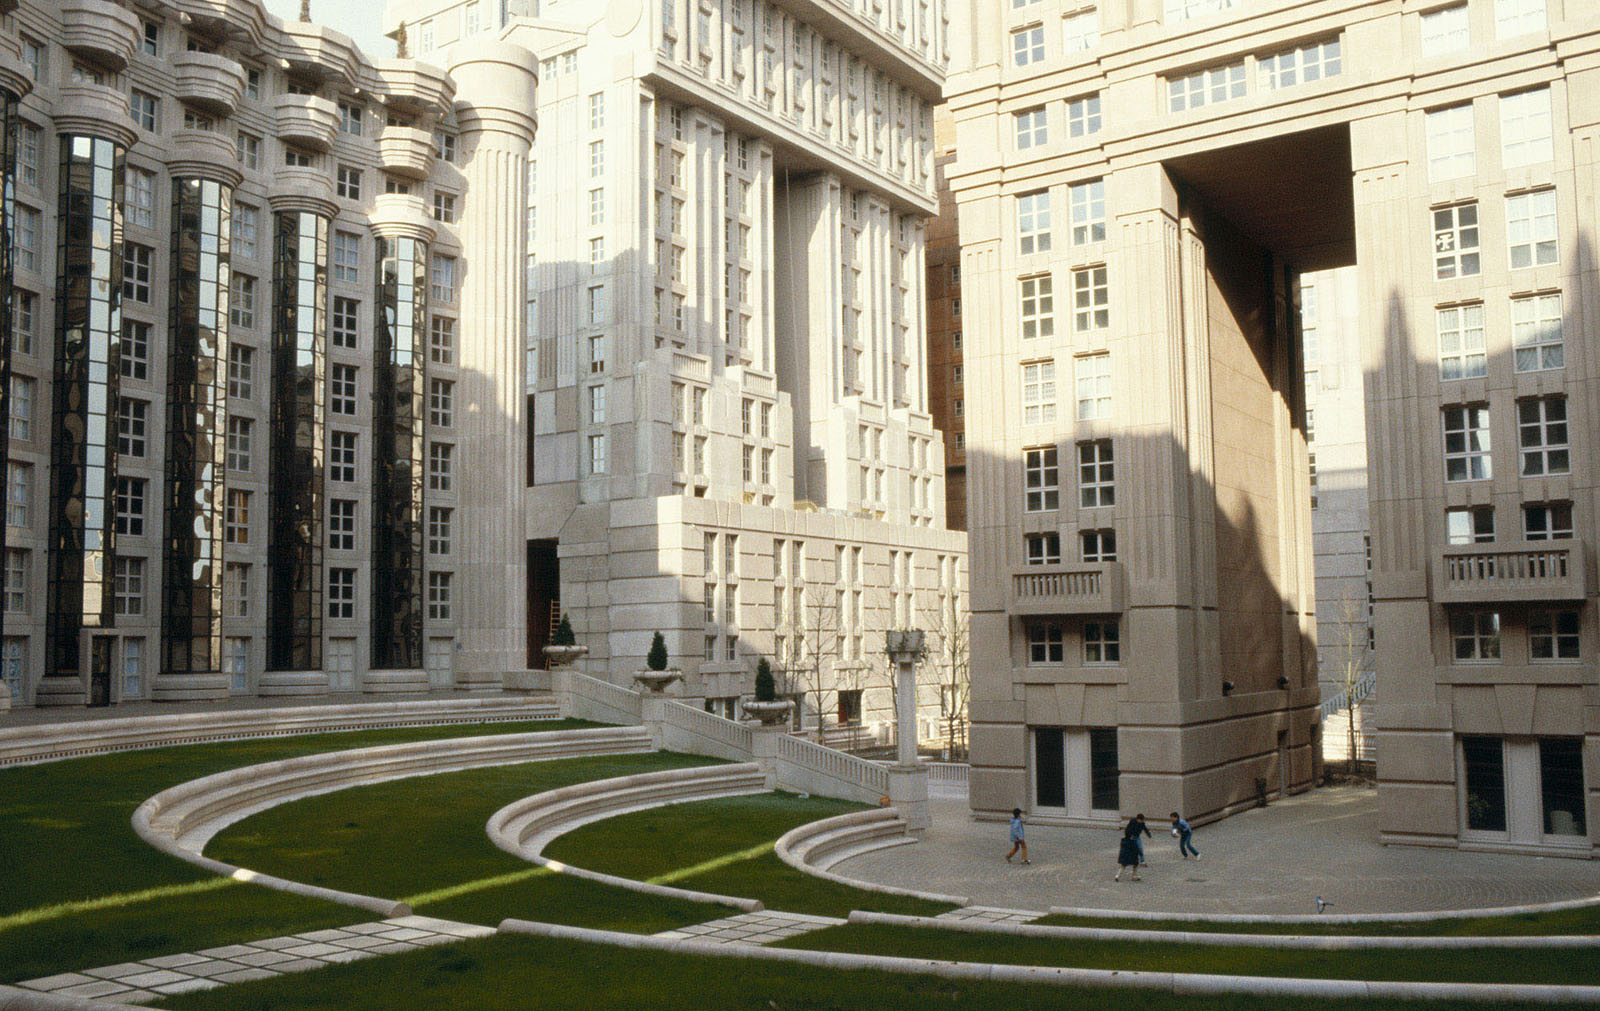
[947,0,1597,853]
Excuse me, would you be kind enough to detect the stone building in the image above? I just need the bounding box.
[947,0,1597,854]
[0,0,536,705]
[927,104,965,532]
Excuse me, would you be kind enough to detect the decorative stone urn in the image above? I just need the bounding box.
[740,698,794,726]
[543,644,588,668]
[632,669,682,693]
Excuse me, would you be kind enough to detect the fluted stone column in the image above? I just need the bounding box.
[155,159,241,702]
[0,43,29,710]
[41,109,137,706]
[447,42,537,690]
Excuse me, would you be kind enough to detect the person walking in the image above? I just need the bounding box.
[1005,808,1030,864]
[1170,811,1200,860]
[1114,813,1149,881]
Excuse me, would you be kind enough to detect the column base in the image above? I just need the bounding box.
[364,669,429,694]
[35,677,88,707]
[259,670,331,697]
[750,724,783,788]
[151,673,230,702]
[887,764,931,834]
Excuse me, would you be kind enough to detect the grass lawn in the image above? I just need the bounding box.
[1036,905,1600,937]
[207,751,734,931]
[150,933,1599,1011]
[0,719,594,982]
[774,923,1600,986]
[544,792,955,918]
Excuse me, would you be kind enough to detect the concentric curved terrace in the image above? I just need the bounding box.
[5,705,1600,1011]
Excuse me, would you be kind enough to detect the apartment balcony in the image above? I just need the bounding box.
[52,82,139,148]
[368,192,435,243]
[60,0,140,72]
[378,126,435,180]
[279,20,357,87]
[1009,563,1126,616]
[167,128,240,186]
[267,165,336,218]
[274,94,338,152]
[374,59,456,117]
[172,51,246,116]
[1434,540,1592,604]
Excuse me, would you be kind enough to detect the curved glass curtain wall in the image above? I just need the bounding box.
[162,178,232,674]
[371,236,427,669]
[266,211,327,672]
[0,88,17,647]
[46,135,124,679]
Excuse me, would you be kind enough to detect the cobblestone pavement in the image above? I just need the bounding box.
[13,916,493,1004]
[832,786,1600,916]
[653,911,846,945]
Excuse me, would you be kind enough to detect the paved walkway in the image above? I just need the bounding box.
[833,786,1600,916]
[652,911,846,945]
[13,917,494,1004]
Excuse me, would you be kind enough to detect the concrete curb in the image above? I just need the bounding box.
[132,725,653,918]
[496,917,1600,1003]
[1048,891,1600,924]
[0,986,146,1010]
[847,910,1600,950]
[773,810,968,907]
[486,764,770,912]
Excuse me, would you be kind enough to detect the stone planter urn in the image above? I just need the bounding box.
[741,699,794,726]
[633,669,682,693]
[543,644,588,668]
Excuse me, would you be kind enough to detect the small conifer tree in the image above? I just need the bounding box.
[754,658,777,702]
[646,631,669,671]
[551,614,576,646]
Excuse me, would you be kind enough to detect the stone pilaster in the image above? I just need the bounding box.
[446,41,537,689]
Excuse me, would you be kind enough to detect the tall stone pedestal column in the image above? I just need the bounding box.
[446,42,539,690]
[751,723,783,789]
[887,631,930,832]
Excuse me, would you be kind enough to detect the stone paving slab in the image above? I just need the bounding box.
[652,911,848,946]
[16,918,488,1001]
[832,787,1600,917]
[937,906,1046,924]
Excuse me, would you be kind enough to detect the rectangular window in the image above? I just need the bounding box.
[429,316,455,364]
[233,202,258,260]
[131,89,159,131]
[2,548,26,613]
[5,461,29,528]
[1028,623,1064,664]
[1081,528,1117,562]
[432,191,456,223]
[1020,360,1056,426]
[224,489,250,545]
[225,416,252,471]
[225,563,250,618]
[332,230,360,283]
[1517,396,1568,476]
[1072,266,1109,331]
[329,430,357,482]
[1063,9,1100,52]
[1500,88,1552,168]
[236,131,260,170]
[327,568,355,619]
[1524,501,1572,540]
[431,254,457,303]
[1258,37,1341,90]
[1495,0,1546,39]
[1462,735,1507,831]
[118,399,149,457]
[126,167,155,228]
[14,205,38,273]
[1446,505,1495,544]
[115,476,146,536]
[1070,179,1105,245]
[244,67,261,101]
[18,121,38,188]
[1167,61,1245,112]
[428,507,452,555]
[332,296,359,349]
[1426,103,1476,181]
[1078,439,1114,508]
[1512,292,1563,372]
[1066,94,1102,139]
[429,442,453,490]
[1437,303,1485,380]
[1011,25,1045,66]
[1451,611,1501,660]
[1024,532,1060,566]
[1507,189,1558,268]
[328,498,356,551]
[229,273,256,329]
[1017,190,1051,255]
[329,364,357,416]
[1014,107,1047,150]
[1530,610,1579,661]
[123,244,153,303]
[8,376,30,441]
[1539,737,1586,836]
[13,290,36,355]
[434,130,457,163]
[427,572,453,620]
[338,100,363,135]
[427,378,454,428]
[1084,620,1120,664]
[1443,404,1491,481]
[113,557,144,616]
[1075,353,1111,419]
[1024,446,1059,512]
[1432,202,1479,279]
[120,320,149,380]
[1020,274,1054,339]
[1421,3,1470,56]
[589,188,606,226]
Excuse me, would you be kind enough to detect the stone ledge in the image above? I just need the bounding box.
[1047,890,1600,925]
[774,810,966,906]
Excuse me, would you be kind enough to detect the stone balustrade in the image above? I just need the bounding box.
[273,94,338,151]
[378,126,436,179]
[59,0,140,71]
[171,50,247,115]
